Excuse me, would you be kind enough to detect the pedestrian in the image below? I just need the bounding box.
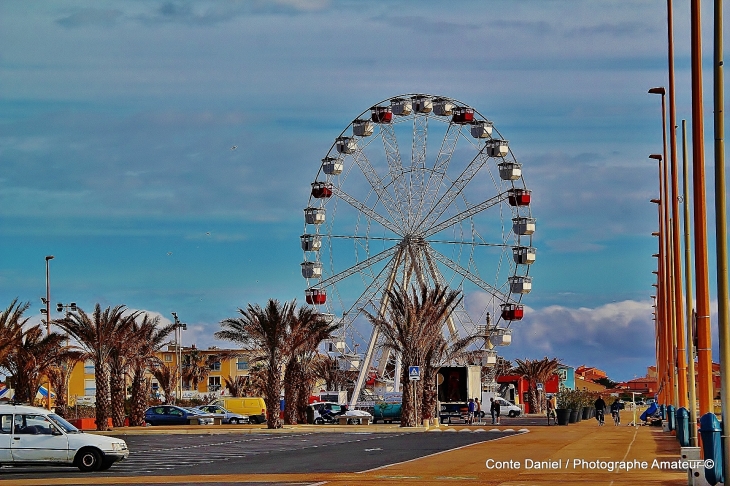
[546,394,557,425]
[475,398,482,424]
[490,396,501,425]
[467,398,475,424]
[594,395,607,426]
[610,398,622,425]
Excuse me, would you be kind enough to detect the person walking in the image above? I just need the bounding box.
[594,395,607,426]
[546,394,557,425]
[474,398,482,424]
[467,398,475,425]
[490,397,501,425]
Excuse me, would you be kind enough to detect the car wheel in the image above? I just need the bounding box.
[508,411,516,418]
[230,418,239,425]
[75,448,102,472]
[98,458,115,471]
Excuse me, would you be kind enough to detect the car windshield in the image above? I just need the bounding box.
[48,413,80,433]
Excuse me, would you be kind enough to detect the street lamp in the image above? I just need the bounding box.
[44,255,54,410]
[56,302,77,316]
[171,312,187,402]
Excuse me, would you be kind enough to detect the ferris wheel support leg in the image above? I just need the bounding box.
[349,248,404,408]
[423,247,459,340]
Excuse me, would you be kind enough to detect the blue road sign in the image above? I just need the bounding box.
[409,366,420,381]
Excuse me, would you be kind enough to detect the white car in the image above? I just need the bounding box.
[0,404,129,471]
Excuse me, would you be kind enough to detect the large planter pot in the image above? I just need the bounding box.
[556,408,571,426]
[568,410,579,423]
[582,407,591,420]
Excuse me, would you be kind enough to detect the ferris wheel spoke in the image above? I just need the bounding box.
[417,150,490,231]
[429,248,512,303]
[350,147,408,231]
[415,123,462,228]
[424,192,510,238]
[318,246,398,288]
[331,186,401,235]
[407,114,429,231]
[380,124,410,222]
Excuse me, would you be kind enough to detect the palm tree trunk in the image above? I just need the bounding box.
[95,365,111,431]
[400,368,422,427]
[129,368,147,426]
[421,365,437,421]
[264,362,282,429]
[109,369,126,428]
[283,362,298,425]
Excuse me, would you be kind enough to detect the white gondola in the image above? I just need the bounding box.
[481,350,498,366]
[487,139,509,157]
[319,313,336,323]
[512,217,536,236]
[470,120,493,138]
[391,97,412,116]
[338,355,360,371]
[336,136,357,154]
[322,157,343,175]
[489,328,513,346]
[304,207,326,225]
[301,261,322,279]
[325,339,345,353]
[498,161,522,181]
[412,95,433,113]
[512,246,537,265]
[433,98,455,116]
[300,234,322,252]
[353,119,374,137]
[509,275,532,294]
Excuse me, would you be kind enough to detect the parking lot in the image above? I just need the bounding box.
[0,430,516,480]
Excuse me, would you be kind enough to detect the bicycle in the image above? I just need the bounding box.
[612,410,620,426]
[596,409,605,426]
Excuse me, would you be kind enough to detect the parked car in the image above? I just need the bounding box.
[212,398,266,424]
[197,405,249,424]
[0,403,128,472]
[144,405,214,426]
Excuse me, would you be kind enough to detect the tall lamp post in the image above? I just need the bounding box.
[44,255,54,410]
[171,312,187,402]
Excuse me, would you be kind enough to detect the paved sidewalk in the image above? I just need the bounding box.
[10,412,686,485]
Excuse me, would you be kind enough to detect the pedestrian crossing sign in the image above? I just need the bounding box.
[409,366,420,381]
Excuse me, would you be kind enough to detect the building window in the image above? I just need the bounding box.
[237,358,248,371]
[209,361,221,372]
[208,376,221,391]
[164,353,173,362]
[84,360,95,374]
[84,379,96,396]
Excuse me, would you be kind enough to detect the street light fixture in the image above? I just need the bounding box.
[171,312,187,402]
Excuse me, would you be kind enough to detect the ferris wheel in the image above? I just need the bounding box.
[300,94,535,405]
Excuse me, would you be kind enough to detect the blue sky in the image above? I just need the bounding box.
[1,0,727,382]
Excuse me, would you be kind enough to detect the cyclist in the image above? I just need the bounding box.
[610,398,622,426]
[594,396,607,426]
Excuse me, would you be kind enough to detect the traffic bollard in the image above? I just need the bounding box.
[698,413,723,485]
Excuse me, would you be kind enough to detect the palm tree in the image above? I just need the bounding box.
[217,299,295,429]
[108,313,140,427]
[182,348,210,393]
[310,355,349,393]
[223,375,248,397]
[4,325,70,404]
[512,357,561,414]
[283,307,340,424]
[55,305,130,431]
[0,299,25,366]
[47,351,83,418]
[128,314,175,426]
[151,363,178,405]
[365,283,462,427]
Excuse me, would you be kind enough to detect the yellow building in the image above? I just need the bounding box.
[67,345,253,404]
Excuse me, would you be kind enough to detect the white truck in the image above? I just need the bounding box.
[437,365,482,424]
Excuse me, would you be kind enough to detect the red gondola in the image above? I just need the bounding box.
[371,106,393,124]
[452,107,475,124]
[501,303,524,321]
[311,182,333,199]
[507,188,531,206]
[305,288,326,305]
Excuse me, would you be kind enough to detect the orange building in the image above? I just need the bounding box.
[575,365,608,383]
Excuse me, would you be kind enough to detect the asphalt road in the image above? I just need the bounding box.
[0,430,517,481]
